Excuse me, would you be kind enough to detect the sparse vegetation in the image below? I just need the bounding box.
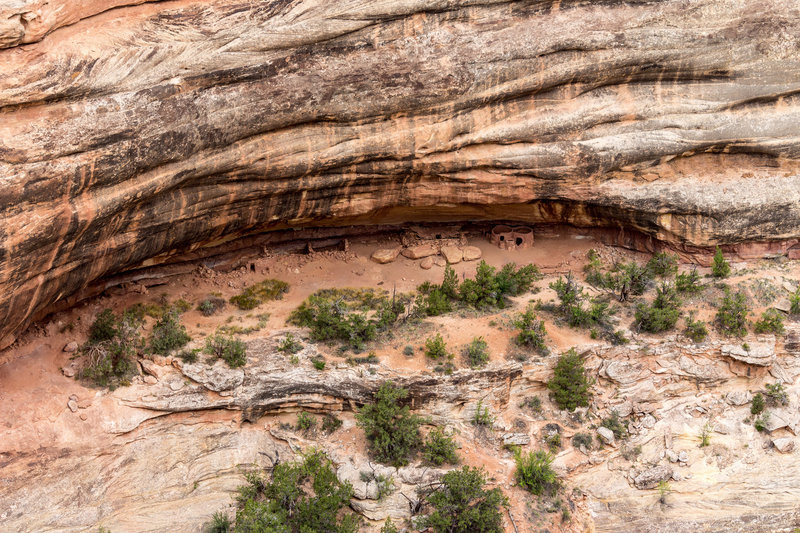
[657,480,671,505]
[601,411,629,440]
[684,314,709,343]
[550,274,614,331]
[753,309,785,335]
[198,296,226,316]
[321,414,343,433]
[204,334,246,368]
[224,450,358,533]
[296,411,316,432]
[459,261,541,309]
[149,309,191,355]
[288,288,406,350]
[765,382,789,406]
[647,252,679,278]
[403,345,414,356]
[790,287,800,315]
[463,336,490,368]
[716,289,749,337]
[277,333,303,354]
[472,400,494,427]
[585,259,652,302]
[380,517,399,533]
[750,393,765,415]
[513,304,548,353]
[547,348,593,411]
[571,433,593,451]
[515,449,557,495]
[699,422,712,447]
[230,279,289,310]
[206,511,231,533]
[711,247,731,279]
[425,333,451,360]
[635,283,681,333]
[423,429,459,466]
[676,268,703,294]
[417,466,508,533]
[355,381,424,466]
[80,309,142,388]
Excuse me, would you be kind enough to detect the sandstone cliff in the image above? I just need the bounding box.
[2,0,800,345]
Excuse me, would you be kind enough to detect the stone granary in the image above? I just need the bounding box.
[490,225,534,250]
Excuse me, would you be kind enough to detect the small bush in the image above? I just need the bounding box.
[684,314,709,343]
[790,288,800,315]
[204,334,246,368]
[198,297,226,317]
[765,382,789,406]
[230,279,289,310]
[676,268,703,294]
[716,289,749,337]
[754,412,770,432]
[206,512,231,533]
[520,396,542,414]
[425,333,450,360]
[221,450,358,533]
[547,348,593,411]
[463,337,490,368]
[177,348,200,363]
[515,450,557,495]
[635,284,681,333]
[89,309,119,343]
[423,429,459,465]
[312,358,326,371]
[472,400,494,427]
[647,252,679,278]
[321,414,343,433]
[380,518,399,533]
[550,274,614,329]
[753,309,785,335]
[81,310,142,388]
[571,433,593,451]
[545,432,562,452]
[288,288,405,350]
[356,381,424,466]
[712,246,731,278]
[513,304,548,353]
[750,393,765,415]
[699,422,712,447]
[600,411,628,440]
[150,309,191,355]
[418,466,508,533]
[296,411,316,432]
[277,333,303,354]
[403,345,414,356]
[459,261,541,309]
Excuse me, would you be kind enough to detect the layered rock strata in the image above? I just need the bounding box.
[2,0,800,345]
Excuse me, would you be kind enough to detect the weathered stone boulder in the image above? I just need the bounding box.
[721,343,776,367]
[371,248,401,264]
[402,245,438,260]
[633,465,673,490]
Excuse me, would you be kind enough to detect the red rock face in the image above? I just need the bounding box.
[1,0,800,346]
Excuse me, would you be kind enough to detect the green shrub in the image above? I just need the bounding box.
[750,393,765,415]
[547,348,592,411]
[513,304,548,353]
[754,412,770,432]
[356,382,424,466]
[753,309,785,335]
[423,429,459,465]
[288,288,405,349]
[790,288,800,315]
[418,466,508,533]
[150,309,191,355]
[425,333,450,360]
[676,268,703,294]
[206,512,231,533]
[600,411,628,440]
[472,400,494,427]
[89,309,119,343]
[647,252,679,278]
[204,334,246,368]
[463,337,490,368]
[716,289,749,337]
[590,261,652,302]
[320,414,343,434]
[571,433,593,451]
[403,345,414,356]
[198,297,226,317]
[177,348,200,363]
[515,450,557,495]
[545,432,562,452]
[278,333,303,354]
[458,261,540,309]
[441,265,459,299]
[312,358,326,371]
[225,450,358,533]
[520,396,542,414]
[711,246,731,278]
[550,275,613,329]
[765,382,789,406]
[296,411,316,432]
[684,315,709,343]
[380,517,399,533]
[230,279,289,310]
[635,284,681,333]
[699,422,712,447]
[81,310,142,388]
